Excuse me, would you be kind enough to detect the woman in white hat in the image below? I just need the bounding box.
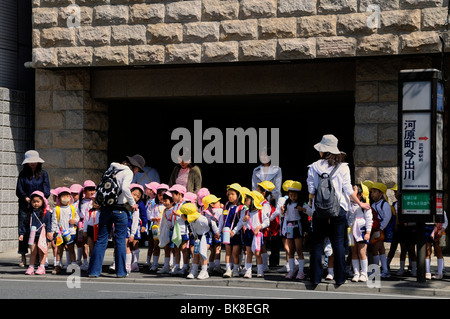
[15,150,51,267]
[306,135,370,285]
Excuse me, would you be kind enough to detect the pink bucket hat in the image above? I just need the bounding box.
[70,184,83,194]
[169,184,187,195]
[83,180,96,189]
[56,187,74,205]
[145,182,160,194]
[130,183,144,194]
[163,191,173,198]
[196,187,210,207]
[184,192,197,203]
[30,190,50,211]
[157,183,169,191]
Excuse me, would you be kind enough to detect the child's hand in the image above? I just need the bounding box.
[214,233,220,240]
[19,235,23,242]
[254,225,262,235]
[364,233,370,242]
[243,215,250,222]
[69,219,77,225]
[47,233,53,241]
[230,231,235,238]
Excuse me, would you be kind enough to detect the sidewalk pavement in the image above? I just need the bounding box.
[1,243,450,298]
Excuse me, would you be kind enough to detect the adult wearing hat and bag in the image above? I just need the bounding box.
[88,154,145,278]
[307,135,370,285]
[16,150,51,267]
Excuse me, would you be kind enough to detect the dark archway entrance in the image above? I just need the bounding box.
[108,92,354,202]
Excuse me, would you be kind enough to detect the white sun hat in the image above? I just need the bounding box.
[22,150,45,165]
[313,134,341,155]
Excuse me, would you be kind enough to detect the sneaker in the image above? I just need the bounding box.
[187,270,198,279]
[381,271,391,278]
[432,273,443,280]
[223,269,232,278]
[426,272,432,280]
[150,264,158,272]
[359,273,368,282]
[295,272,305,280]
[277,265,289,273]
[197,270,209,280]
[352,273,360,282]
[52,265,62,275]
[157,266,170,274]
[244,268,252,278]
[257,272,264,278]
[131,263,140,272]
[25,267,35,275]
[35,266,46,275]
[232,268,240,277]
[325,273,334,280]
[285,270,296,279]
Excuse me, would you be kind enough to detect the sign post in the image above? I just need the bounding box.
[398,69,445,282]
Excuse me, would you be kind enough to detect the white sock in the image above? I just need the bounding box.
[132,249,140,264]
[257,264,263,274]
[245,262,252,271]
[126,253,132,267]
[328,268,334,276]
[361,259,368,274]
[226,262,232,271]
[380,254,388,272]
[191,263,198,274]
[288,258,295,272]
[201,264,208,272]
[298,259,305,273]
[352,259,360,275]
[164,257,170,268]
[152,255,159,265]
[438,259,444,274]
[262,253,268,267]
[426,259,431,273]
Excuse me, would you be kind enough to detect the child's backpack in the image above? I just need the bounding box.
[314,164,341,219]
[95,166,122,207]
[381,200,397,242]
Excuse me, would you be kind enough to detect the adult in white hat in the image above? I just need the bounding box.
[306,135,370,285]
[16,150,51,267]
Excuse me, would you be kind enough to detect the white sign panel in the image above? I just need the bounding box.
[402,81,431,111]
[402,113,431,190]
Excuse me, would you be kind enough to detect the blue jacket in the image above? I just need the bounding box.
[16,170,50,210]
[19,208,52,237]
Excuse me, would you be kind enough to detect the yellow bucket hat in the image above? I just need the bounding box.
[371,182,387,194]
[227,183,245,204]
[177,202,200,223]
[246,190,264,210]
[257,181,275,192]
[202,194,221,208]
[287,181,302,192]
[390,183,398,191]
[282,180,294,192]
[362,180,374,190]
[360,183,370,204]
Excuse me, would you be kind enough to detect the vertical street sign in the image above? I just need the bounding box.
[398,69,445,283]
[398,69,445,224]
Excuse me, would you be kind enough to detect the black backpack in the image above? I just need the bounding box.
[314,164,341,219]
[95,166,122,207]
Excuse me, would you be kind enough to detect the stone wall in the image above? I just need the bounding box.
[32,0,450,68]
[0,88,34,252]
[34,69,109,189]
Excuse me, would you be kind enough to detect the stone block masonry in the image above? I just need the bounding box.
[31,0,450,68]
[0,88,34,252]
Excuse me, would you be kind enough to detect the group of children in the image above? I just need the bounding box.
[18,176,447,282]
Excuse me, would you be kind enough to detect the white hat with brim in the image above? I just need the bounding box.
[22,150,45,165]
[313,134,341,155]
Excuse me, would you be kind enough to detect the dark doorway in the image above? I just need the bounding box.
[108,92,354,203]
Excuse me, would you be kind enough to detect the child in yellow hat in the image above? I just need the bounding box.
[179,203,220,280]
[280,181,310,280]
[201,194,223,274]
[370,182,394,278]
[222,183,246,278]
[256,181,276,272]
[231,191,269,278]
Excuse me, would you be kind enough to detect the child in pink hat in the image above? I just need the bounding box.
[78,180,97,271]
[196,187,210,210]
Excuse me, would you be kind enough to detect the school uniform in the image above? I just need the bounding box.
[83,208,100,241]
[233,209,270,248]
[348,203,372,243]
[221,203,244,246]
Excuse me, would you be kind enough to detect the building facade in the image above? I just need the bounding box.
[3,0,449,251]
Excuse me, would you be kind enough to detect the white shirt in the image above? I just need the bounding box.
[110,162,136,207]
[307,159,353,212]
[83,208,100,231]
[252,165,282,201]
[371,199,392,231]
[51,205,80,234]
[233,209,270,234]
[190,214,219,237]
